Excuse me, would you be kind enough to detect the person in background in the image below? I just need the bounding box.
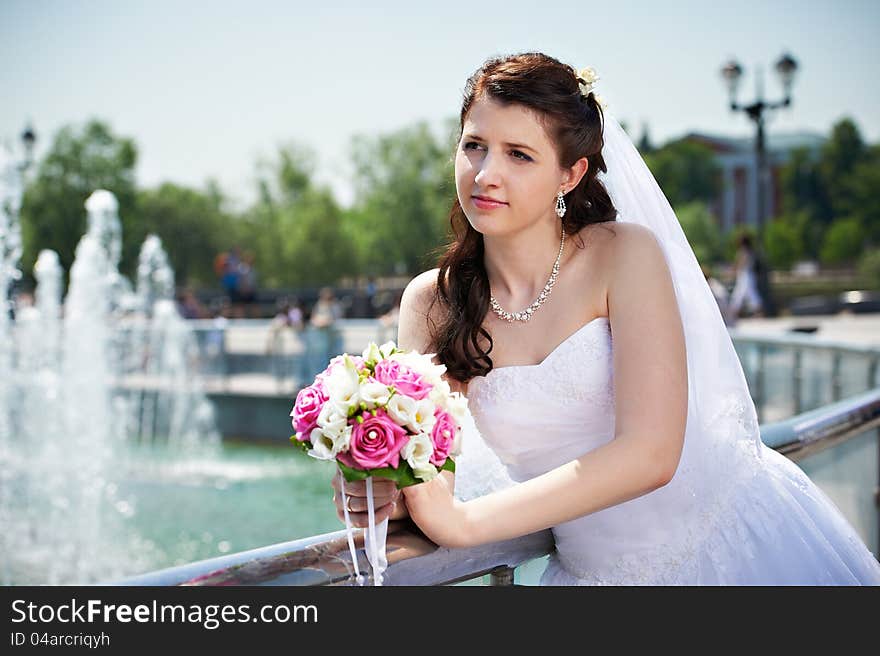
[266,297,305,391]
[304,288,344,382]
[365,277,378,318]
[701,263,734,327]
[221,246,242,315]
[728,234,764,319]
[176,288,205,319]
[237,251,259,318]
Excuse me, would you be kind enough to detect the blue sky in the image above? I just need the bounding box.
[2,0,878,209]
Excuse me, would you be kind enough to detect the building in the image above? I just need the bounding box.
[681,131,825,232]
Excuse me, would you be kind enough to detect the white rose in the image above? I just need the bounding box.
[413,462,439,483]
[359,380,392,408]
[428,378,452,409]
[401,432,434,471]
[316,402,348,433]
[385,393,416,427]
[450,425,462,458]
[407,398,437,435]
[445,391,469,423]
[324,357,361,414]
[307,424,351,460]
[401,433,440,483]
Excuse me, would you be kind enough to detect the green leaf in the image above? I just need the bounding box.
[337,461,420,489]
[290,436,311,454]
[440,457,456,474]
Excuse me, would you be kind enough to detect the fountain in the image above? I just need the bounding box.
[0,170,220,584]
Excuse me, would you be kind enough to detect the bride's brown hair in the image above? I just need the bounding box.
[430,52,618,383]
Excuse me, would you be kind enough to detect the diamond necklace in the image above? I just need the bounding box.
[489,229,566,323]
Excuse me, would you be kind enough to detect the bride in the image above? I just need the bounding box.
[330,52,880,585]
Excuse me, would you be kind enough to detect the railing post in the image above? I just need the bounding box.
[793,348,803,416]
[831,351,843,402]
[869,356,879,390]
[755,344,766,423]
[489,566,516,586]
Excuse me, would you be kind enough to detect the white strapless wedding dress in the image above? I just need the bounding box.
[464,316,880,585]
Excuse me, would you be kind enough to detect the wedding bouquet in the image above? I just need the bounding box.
[289,340,466,584]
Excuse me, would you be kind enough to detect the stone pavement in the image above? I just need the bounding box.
[732,312,880,347]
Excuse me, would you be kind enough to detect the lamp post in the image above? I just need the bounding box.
[20,123,37,172]
[720,53,798,318]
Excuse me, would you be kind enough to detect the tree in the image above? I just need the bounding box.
[636,123,654,155]
[820,217,862,266]
[348,120,456,275]
[779,117,877,258]
[131,183,236,287]
[675,201,725,265]
[763,215,805,270]
[19,120,138,281]
[838,144,880,247]
[644,139,720,208]
[241,143,357,287]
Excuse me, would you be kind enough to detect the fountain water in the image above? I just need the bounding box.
[0,180,220,584]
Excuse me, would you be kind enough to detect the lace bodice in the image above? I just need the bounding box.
[468,316,615,482]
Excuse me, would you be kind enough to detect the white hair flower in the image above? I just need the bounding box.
[576,67,600,96]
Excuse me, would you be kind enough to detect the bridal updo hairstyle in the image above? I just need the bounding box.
[431,52,618,383]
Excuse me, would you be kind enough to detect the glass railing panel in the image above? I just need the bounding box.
[795,428,878,555]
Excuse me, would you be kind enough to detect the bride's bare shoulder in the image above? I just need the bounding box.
[398,268,443,353]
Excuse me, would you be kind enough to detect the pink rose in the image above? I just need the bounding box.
[337,409,409,470]
[290,383,327,440]
[430,410,457,466]
[373,359,432,400]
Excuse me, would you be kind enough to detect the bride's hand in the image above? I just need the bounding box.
[331,473,401,528]
[402,471,473,549]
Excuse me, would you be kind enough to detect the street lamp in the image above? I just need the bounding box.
[20,123,37,172]
[720,52,799,317]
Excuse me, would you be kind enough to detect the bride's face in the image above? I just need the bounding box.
[455,96,567,237]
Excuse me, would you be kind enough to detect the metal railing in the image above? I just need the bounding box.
[730,328,880,422]
[116,387,880,587]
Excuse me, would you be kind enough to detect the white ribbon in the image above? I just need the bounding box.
[364,477,389,586]
[340,471,389,586]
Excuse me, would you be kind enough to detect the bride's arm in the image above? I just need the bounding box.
[403,224,688,548]
[386,269,457,521]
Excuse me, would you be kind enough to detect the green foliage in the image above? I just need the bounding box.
[19,120,138,280]
[675,201,725,265]
[779,118,879,250]
[763,213,807,270]
[348,119,457,276]
[241,143,358,287]
[779,146,831,224]
[819,118,866,212]
[857,248,880,288]
[838,144,880,246]
[337,456,455,489]
[820,217,864,265]
[131,183,235,286]
[644,138,720,207]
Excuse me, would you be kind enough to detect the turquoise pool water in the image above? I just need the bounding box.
[115,441,342,578]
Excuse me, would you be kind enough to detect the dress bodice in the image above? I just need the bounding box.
[467,316,615,483]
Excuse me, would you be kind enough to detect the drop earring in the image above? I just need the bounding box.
[555,190,566,218]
